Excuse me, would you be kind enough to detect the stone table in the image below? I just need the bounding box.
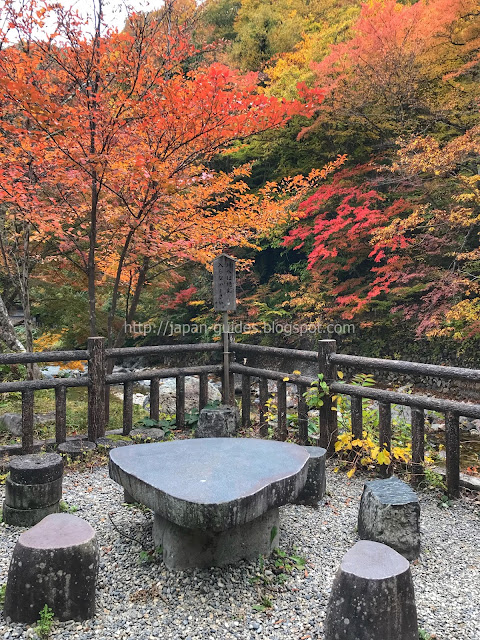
[109,438,310,569]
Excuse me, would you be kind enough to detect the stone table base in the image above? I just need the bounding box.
[153,508,279,569]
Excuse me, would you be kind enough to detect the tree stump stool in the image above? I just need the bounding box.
[57,440,97,459]
[2,453,63,527]
[358,476,421,560]
[3,513,99,623]
[294,446,326,505]
[324,540,418,640]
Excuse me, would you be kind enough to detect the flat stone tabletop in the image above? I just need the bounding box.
[109,438,310,531]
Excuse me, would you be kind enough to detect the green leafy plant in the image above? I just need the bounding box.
[252,595,273,612]
[59,500,78,514]
[138,546,163,564]
[35,604,55,639]
[0,584,6,606]
[419,629,436,640]
[273,548,306,574]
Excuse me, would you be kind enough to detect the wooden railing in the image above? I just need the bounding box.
[231,340,480,498]
[1,336,480,498]
[0,338,222,454]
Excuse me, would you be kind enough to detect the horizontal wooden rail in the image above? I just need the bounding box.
[231,343,317,362]
[106,364,222,385]
[330,382,480,418]
[105,343,222,358]
[230,362,313,387]
[330,353,480,382]
[0,378,88,393]
[0,350,88,365]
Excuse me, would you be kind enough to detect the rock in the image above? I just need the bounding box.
[195,406,237,438]
[0,412,56,437]
[324,540,418,640]
[5,476,62,510]
[57,441,96,458]
[95,437,131,450]
[2,502,60,527]
[129,428,165,441]
[9,453,63,485]
[358,476,420,560]
[3,513,99,622]
[295,446,326,505]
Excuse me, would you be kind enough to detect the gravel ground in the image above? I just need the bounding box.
[1,461,479,640]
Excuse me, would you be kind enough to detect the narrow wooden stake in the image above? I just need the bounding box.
[87,336,106,442]
[55,386,67,444]
[199,373,208,411]
[379,401,392,477]
[259,377,269,437]
[242,374,251,429]
[21,389,34,454]
[123,380,133,435]
[411,407,425,485]
[150,377,160,423]
[222,311,230,404]
[318,339,337,453]
[176,375,185,429]
[297,383,308,445]
[351,395,363,440]
[229,370,235,406]
[277,379,287,441]
[445,411,460,498]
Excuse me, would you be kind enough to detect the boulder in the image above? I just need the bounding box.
[358,476,420,560]
[57,440,96,458]
[195,405,237,438]
[324,540,418,640]
[3,513,98,622]
[0,412,56,437]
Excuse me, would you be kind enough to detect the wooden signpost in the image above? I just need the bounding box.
[213,254,236,404]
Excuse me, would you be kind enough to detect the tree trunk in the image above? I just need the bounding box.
[0,292,26,353]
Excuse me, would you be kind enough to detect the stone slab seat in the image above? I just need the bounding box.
[325,540,419,640]
[3,513,99,623]
[109,438,310,569]
[358,476,421,560]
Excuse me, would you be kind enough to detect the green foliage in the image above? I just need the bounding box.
[138,547,163,565]
[419,630,436,640]
[0,584,6,606]
[59,500,79,514]
[35,604,55,640]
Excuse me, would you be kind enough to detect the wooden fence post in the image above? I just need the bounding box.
[199,373,208,411]
[123,380,133,436]
[87,337,106,442]
[242,374,251,429]
[351,396,363,440]
[176,375,185,429]
[411,407,425,485]
[55,386,67,444]
[297,383,308,445]
[378,401,392,477]
[318,339,337,453]
[259,377,269,437]
[21,389,34,454]
[150,377,160,423]
[445,411,460,498]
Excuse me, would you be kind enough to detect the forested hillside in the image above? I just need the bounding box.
[0,0,479,364]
